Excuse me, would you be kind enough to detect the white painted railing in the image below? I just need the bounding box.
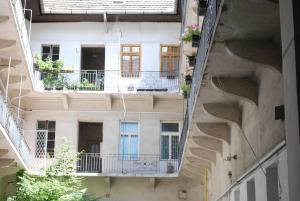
[0,92,32,168]
[77,153,179,175]
[9,0,34,83]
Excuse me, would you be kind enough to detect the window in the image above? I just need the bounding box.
[121,45,141,77]
[36,121,56,158]
[161,122,179,160]
[42,45,60,61]
[234,189,240,201]
[266,164,279,201]
[247,178,256,201]
[160,45,179,77]
[119,122,139,160]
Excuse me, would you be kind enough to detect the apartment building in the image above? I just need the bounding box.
[0,0,299,201]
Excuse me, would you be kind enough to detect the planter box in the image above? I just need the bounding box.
[192,34,200,47]
[185,75,192,85]
[188,56,196,66]
[198,0,208,16]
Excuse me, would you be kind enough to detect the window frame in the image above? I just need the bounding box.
[120,44,141,77]
[119,121,140,160]
[36,120,56,158]
[160,122,180,160]
[160,44,180,77]
[41,44,60,61]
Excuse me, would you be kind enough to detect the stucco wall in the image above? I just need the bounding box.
[30,22,181,72]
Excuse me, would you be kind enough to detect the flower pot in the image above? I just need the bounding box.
[192,34,200,47]
[185,75,192,85]
[198,0,208,16]
[44,87,53,91]
[188,56,196,66]
[183,91,188,99]
[55,87,63,90]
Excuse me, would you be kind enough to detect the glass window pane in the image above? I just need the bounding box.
[48,121,56,130]
[162,46,168,53]
[171,136,179,159]
[132,47,140,52]
[37,121,46,129]
[121,122,138,133]
[52,46,59,54]
[130,135,139,160]
[122,47,130,52]
[132,56,140,73]
[119,135,129,159]
[161,136,169,159]
[162,123,179,132]
[52,54,59,61]
[42,46,50,54]
[48,132,55,140]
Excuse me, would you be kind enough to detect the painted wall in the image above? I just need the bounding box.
[226,147,289,201]
[30,22,181,71]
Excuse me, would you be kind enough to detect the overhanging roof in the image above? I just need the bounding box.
[23,0,181,22]
[40,0,177,14]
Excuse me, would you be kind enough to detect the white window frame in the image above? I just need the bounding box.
[36,120,56,158]
[160,122,180,160]
[119,121,140,159]
[41,44,60,61]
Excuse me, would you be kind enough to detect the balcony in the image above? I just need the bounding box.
[34,70,180,93]
[178,0,223,166]
[76,153,178,176]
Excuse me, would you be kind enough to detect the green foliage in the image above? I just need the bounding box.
[182,25,201,43]
[181,83,191,93]
[8,140,101,201]
[35,55,65,89]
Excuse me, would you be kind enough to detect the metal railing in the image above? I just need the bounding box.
[178,0,222,166]
[10,0,34,83]
[34,70,180,92]
[0,92,32,168]
[77,153,179,175]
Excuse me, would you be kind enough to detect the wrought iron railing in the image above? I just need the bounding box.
[77,153,178,175]
[34,70,180,92]
[0,92,32,168]
[178,0,222,166]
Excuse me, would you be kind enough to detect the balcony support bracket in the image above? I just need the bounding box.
[148,177,156,190]
[104,177,111,196]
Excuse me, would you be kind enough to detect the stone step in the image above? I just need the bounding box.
[0,16,9,23]
[0,57,22,68]
[0,158,15,168]
[0,149,9,157]
[0,39,16,51]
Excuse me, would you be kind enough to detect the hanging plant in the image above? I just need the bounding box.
[182,25,201,47]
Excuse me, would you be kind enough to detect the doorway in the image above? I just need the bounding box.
[78,122,103,173]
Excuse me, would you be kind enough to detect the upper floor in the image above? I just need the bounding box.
[30,22,182,93]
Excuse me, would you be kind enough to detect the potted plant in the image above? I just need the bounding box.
[62,66,75,73]
[54,75,67,90]
[185,75,192,85]
[35,55,64,91]
[79,78,96,91]
[181,84,191,99]
[187,52,197,66]
[198,0,208,16]
[182,25,201,47]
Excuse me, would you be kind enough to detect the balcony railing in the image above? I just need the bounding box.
[10,0,34,82]
[77,153,178,175]
[0,92,32,168]
[178,0,223,166]
[34,70,180,92]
